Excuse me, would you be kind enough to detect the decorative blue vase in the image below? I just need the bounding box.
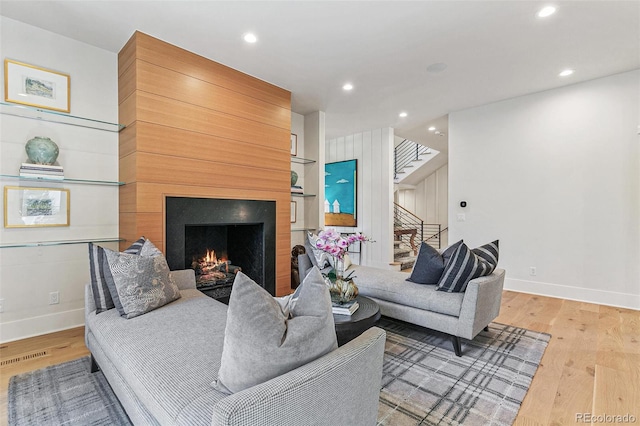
[25,136,59,165]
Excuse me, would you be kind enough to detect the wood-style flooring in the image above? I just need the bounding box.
[0,291,638,426]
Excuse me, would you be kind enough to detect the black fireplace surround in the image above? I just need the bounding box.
[165,197,276,296]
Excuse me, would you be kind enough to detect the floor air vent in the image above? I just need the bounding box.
[1,350,50,366]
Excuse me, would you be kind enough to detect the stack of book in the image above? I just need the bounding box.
[291,185,304,194]
[332,299,359,316]
[19,163,64,180]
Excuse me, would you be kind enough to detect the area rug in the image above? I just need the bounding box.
[377,317,551,425]
[8,357,130,426]
[8,319,550,426]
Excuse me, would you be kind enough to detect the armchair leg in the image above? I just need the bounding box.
[484,326,489,332]
[451,336,462,357]
[90,354,100,373]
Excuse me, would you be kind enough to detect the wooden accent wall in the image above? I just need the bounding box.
[118,32,292,296]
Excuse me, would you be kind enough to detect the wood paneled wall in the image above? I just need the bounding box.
[118,32,292,296]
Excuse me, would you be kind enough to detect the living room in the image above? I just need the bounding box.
[0,2,638,425]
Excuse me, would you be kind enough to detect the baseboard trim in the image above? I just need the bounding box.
[0,308,84,344]
[505,278,640,311]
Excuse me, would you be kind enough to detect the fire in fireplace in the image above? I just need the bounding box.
[191,248,241,287]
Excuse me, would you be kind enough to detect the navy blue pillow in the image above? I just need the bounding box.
[406,242,447,284]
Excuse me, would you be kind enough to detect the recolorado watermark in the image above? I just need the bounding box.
[576,413,637,423]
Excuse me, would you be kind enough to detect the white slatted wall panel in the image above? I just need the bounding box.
[326,128,394,268]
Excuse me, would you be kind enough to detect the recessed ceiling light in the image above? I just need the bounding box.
[243,33,257,43]
[428,126,436,131]
[426,62,448,74]
[559,69,574,77]
[399,112,408,118]
[537,6,556,18]
[343,83,354,91]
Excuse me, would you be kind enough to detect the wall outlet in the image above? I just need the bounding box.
[0,298,4,313]
[530,267,537,276]
[49,291,59,305]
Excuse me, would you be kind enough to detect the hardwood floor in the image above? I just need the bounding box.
[0,291,638,425]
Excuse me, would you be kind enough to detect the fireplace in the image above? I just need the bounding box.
[165,197,276,297]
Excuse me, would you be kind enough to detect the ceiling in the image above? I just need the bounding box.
[1,1,638,152]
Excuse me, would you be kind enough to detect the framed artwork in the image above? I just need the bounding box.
[290,134,297,156]
[324,159,357,227]
[290,200,297,223]
[4,59,71,113]
[4,186,70,228]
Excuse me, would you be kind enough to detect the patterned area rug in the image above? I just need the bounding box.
[8,357,130,426]
[378,317,551,425]
[7,319,549,426]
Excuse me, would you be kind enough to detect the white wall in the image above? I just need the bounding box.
[326,128,394,268]
[449,70,640,310]
[396,164,449,246]
[0,17,119,342]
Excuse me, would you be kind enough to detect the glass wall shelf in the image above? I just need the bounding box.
[0,174,124,186]
[291,228,316,232]
[291,193,316,197]
[0,238,124,249]
[0,102,125,132]
[291,156,316,165]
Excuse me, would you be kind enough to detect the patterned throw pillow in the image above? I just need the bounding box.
[88,236,146,313]
[102,248,181,319]
[406,242,445,284]
[437,240,498,293]
[305,232,332,269]
[472,240,499,275]
[213,267,337,394]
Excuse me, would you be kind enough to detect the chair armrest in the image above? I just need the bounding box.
[456,268,506,339]
[170,269,197,290]
[211,327,386,426]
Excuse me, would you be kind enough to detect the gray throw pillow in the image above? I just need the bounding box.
[214,267,337,394]
[88,236,146,313]
[472,240,499,275]
[306,232,332,269]
[103,248,181,319]
[406,242,445,284]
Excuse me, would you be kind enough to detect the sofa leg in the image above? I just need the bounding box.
[90,354,100,373]
[451,336,462,357]
[484,326,489,332]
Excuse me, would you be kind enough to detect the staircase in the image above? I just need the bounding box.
[393,203,446,270]
[394,139,431,183]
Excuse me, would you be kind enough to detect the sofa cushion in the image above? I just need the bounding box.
[88,236,146,313]
[86,289,229,424]
[406,242,445,284]
[214,268,338,394]
[437,241,495,293]
[103,248,181,319]
[351,265,465,317]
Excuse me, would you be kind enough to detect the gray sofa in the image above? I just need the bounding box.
[85,269,386,426]
[299,255,505,356]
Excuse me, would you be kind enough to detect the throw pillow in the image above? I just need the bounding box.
[472,240,499,275]
[102,247,181,319]
[88,236,146,313]
[306,232,332,269]
[214,267,337,394]
[437,241,494,293]
[406,242,445,284]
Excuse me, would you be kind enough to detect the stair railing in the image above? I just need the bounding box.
[394,203,423,254]
[394,139,430,179]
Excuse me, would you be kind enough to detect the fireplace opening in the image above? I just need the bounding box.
[185,224,264,289]
[165,197,276,298]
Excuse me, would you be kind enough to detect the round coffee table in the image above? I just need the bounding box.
[333,295,381,346]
